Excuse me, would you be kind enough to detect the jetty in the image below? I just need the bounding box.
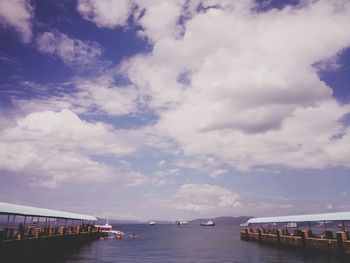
[0,201,106,258]
[240,211,350,255]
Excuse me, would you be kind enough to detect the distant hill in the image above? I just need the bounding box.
[96,218,173,225]
[96,216,253,225]
[189,216,252,225]
[96,218,143,225]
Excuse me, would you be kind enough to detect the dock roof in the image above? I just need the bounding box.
[247,211,350,224]
[0,202,97,221]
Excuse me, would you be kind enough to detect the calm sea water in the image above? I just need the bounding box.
[47,224,347,263]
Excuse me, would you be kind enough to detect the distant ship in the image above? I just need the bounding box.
[200,220,215,226]
[175,220,188,225]
[149,220,156,225]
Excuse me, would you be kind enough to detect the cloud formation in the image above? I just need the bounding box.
[117,0,350,171]
[0,109,138,187]
[4,0,350,191]
[36,31,103,68]
[77,0,133,28]
[77,0,186,42]
[13,77,141,117]
[0,0,33,42]
[28,0,350,176]
[174,184,241,213]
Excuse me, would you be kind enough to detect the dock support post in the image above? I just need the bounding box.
[258,229,262,243]
[276,229,282,245]
[301,230,308,250]
[5,214,10,238]
[337,231,346,254]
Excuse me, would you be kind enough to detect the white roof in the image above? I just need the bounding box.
[0,202,97,221]
[247,211,350,224]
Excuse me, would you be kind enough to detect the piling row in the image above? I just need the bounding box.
[241,228,350,254]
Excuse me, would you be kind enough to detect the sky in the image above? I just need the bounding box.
[1,0,350,221]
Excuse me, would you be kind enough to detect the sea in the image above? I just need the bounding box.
[42,224,348,262]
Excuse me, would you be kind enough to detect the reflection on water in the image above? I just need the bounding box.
[7,225,350,263]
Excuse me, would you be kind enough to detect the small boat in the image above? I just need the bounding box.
[95,219,112,232]
[200,220,215,226]
[111,230,125,239]
[176,221,188,225]
[149,220,156,225]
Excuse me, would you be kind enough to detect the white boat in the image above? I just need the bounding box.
[175,221,188,225]
[149,220,156,225]
[200,220,215,226]
[111,230,125,239]
[95,219,112,232]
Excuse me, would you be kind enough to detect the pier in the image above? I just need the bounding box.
[0,202,105,258]
[240,212,350,255]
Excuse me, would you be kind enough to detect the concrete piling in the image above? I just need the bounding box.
[241,228,350,255]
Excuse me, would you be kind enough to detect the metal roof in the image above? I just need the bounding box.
[0,202,97,221]
[247,211,350,224]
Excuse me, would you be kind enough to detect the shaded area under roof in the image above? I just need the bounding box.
[0,202,97,221]
[247,212,350,224]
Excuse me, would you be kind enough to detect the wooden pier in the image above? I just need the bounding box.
[0,202,106,259]
[240,212,350,255]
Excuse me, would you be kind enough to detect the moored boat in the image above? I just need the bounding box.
[95,219,112,232]
[200,220,215,226]
[175,220,188,225]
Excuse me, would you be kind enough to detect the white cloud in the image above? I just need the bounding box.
[10,0,350,184]
[72,80,140,116]
[77,0,183,42]
[174,184,241,213]
[0,0,33,42]
[0,109,139,187]
[125,171,172,187]
[120,0,350,171]
[13,78,141,117]
[209,169,229,179]
[134,0,183,42]
[157,159,166,167]
[77,0,133,28]
[36,31,103,68]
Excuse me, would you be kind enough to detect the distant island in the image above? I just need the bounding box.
[188,216,252,225]
[97,216,253,225]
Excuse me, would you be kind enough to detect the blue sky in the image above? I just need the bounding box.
[1,0,350,221]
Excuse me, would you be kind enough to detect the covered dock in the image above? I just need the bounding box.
[0,201,105,257]
[241,211,350,255]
